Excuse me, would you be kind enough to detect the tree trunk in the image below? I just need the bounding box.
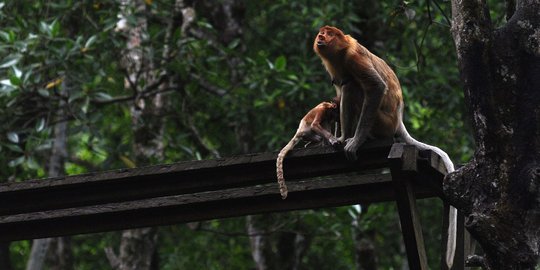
[0,242,12,270]
[106,1,190,269]
[352,204,378,270]
[46,237,74,270]
[246,215,311,270]
[109,1,159,269]
[446,0,540,269]
[246,215,274,270]
[27,239,51,270]
[26,81,71,270]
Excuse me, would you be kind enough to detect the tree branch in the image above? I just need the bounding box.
[185,116,221,159]
[432,0,451,27]
[506,0,516,20]
[189,73,227,96]
[104,247,120,270]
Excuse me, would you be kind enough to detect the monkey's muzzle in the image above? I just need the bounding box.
[316,41,327,47]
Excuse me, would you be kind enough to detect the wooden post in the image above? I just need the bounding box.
[453,211,466,269]
[389,143,429,270]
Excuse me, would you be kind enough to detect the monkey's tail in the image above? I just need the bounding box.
[396,119,457,268]
[276,136,301,200]
[396,121,455,172]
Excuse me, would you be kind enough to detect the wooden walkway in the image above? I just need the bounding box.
[0,139,469,269]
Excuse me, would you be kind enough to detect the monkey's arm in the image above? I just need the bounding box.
[311,117,338,145]
[344,56,387,160]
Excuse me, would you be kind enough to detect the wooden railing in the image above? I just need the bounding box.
[0,139,470,269]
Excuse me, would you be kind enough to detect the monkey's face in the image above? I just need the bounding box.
[314,26,345,52]
[330,103,340,120]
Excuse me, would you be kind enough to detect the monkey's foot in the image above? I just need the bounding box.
[344,138,362,160]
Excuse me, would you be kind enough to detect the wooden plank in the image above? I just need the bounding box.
[0,172,437,241]
[0,139,393,215]
[441,203,451,270]
[389,144,429,270]
[452,211,466,270]
[416,150,446,198]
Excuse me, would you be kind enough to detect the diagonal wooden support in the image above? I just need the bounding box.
[389,143,429,270]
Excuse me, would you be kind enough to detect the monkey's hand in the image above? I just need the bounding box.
[344,137,364,160]
[328,136,340,146]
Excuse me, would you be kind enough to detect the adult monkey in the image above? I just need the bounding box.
[314,25,457,268]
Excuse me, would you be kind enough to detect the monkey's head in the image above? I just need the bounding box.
[331,96,341,107]
[326,99,340,121]
[313,26,347,55]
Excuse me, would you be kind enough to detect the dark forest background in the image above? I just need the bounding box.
[1,0,515,269]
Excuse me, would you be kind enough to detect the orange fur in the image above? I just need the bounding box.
[314,26,402,144]
[276,99,339,199]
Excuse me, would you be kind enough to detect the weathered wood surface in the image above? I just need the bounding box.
[0,139,393,216]
[0,139,446,241]
[0,172,437,241]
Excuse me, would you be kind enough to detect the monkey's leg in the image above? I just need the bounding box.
[344,78,386,160]
[339,86,357,142]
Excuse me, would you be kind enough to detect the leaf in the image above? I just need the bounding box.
[12,66,22,78]
[227,39,240,49]
[287,74,299,81]
[266,59,274,70]
[8,156,25,167]
[84,35,97,49]
[0,79,13,87]
[277,98,285,110]
[39,21,50,35]
[120,155,137,168]
[68,90,84,103]
[94,92,112,101]
[7,132,19,143]
[0,55,21,69]
[274,55,286,71]
[50,19,60,37]
[46,78,63,89]
[5,144,23,153]
[38,89,50,97]
[22,68,33,84]
[35,141,52,152]
[9,74,21,86]
[0,31,10,42]
[404,8,416,20]
[26,157,40,170]
[36,118,46,132]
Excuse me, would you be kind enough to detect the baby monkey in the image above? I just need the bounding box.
[276,97,340,199]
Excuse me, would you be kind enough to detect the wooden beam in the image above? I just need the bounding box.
[0,139,393,215]
[0,140,449,243]
[389,144,429,270]
[0,172,436,241]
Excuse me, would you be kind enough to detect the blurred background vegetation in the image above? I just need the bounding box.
[0,0,502,269]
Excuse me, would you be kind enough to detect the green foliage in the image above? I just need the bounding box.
[0,0,479,269]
